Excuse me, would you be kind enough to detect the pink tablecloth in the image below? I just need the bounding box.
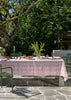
[0,58,68,81]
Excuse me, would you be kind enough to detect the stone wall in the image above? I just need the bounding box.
[53,50,71,62]
[53,50,71,57]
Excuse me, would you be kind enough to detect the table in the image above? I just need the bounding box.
[0,57,68,86]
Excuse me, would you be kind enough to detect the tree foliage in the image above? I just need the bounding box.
[0,0,41,48]
[0,0,71,56]
[13,0,71,55]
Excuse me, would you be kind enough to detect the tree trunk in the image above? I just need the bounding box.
[5,46,11,56]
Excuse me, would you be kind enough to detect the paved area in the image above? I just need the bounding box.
[0,86,71,100]
[0,71,71,100]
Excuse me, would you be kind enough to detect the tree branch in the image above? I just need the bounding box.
[0,26,10,39]
[3,8,18,27]
[0,0,9,9]
[1,0,41,25]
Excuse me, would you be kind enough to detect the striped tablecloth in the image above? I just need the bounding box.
[0,57,68,81]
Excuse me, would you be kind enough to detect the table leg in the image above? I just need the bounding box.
[59,76,64,86]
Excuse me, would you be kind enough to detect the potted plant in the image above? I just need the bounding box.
[31,42,45,59]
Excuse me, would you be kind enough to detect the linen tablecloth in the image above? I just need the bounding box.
[0,58,68,81]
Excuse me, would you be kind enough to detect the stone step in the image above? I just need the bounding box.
[0,75,71,87]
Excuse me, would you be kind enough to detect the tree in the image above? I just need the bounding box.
[0,0,41,55]
[14,0,71,55]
